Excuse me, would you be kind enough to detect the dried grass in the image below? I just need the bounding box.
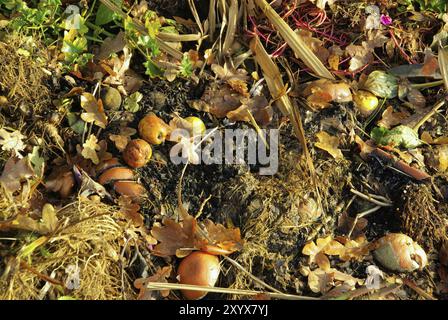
[0,197,136,300]
[0,33,50,111]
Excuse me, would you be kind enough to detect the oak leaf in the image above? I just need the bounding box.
[80,93,108,128]
[315,131,344,159]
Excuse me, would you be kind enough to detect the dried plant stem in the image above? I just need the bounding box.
[413,99,446,131]
[222,0,238,55]
[347,205,381,238]
[222,255,282,294]
[253,0,334,80]
[350,189,393,207]
[144,282,318,300]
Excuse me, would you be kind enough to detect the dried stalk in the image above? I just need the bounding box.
[438,44,448,91]
[222,0,238,55]
[143,282,319,300]
[254,0,334,80]
[251,37,314,174]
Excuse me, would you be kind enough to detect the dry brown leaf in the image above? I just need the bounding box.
[315,131,344,159]
[307,267,362,294]
[421,131,448,145]
[45,167,75,198]
[296,29,330,63]
[81,134,101,165]
[377,106,410,129]
[0,156,35,194]
[336,235,372,261]
[337,211,368,237]
[303,79,352,109]
[199,219,243,255]
[150,215,197,258]
[226,96,273,125]
[134,266,172,300]
[118,196,144,227]
[191,84,241,118]
[109,127,137,152]
[80,93,108,129]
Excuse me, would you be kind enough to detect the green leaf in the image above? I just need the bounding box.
[144,60,163,78]
[123,92,143,113]
[95,0,122,26]
[371,125,421,149]
[179,54,193,77]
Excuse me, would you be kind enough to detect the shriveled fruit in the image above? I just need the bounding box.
[138,113,171,145]
[373,233,427,272]
[123,139,152,168]
[98,167,134,185]
[353,90,379,116]
[177,251,220,300]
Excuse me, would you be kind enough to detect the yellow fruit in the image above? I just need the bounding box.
[138,113,171,145]
[353,90,379,116]
[185,116,206,137]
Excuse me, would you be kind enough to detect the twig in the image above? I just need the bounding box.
[347,205,381,238]
[143,282,319,300]
[350,189,393,207]
[222,255,283,294]
[402,278,437,300]
[413,99,446,131]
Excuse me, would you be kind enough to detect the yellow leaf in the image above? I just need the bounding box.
[315,131,344,159]
[80,93,108,128]
[81,134,100,164]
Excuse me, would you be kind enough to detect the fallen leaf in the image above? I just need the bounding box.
[199,219,244,255]
[134,266,172,300]
[151,215,197,258]
[10,203,58,234]
[118,196,144,227]
[110,126,137,152]
[0,156,35,194]
[315,131,344,159]
[337,211,368,237]
[303,79,352,109]
[81,134,101,164]
[377,106,410,129]
[226,96,273,125]
[80,93,108,128]
[302,235,344,263]
[421,131,448,145]
[0,128,26,155]
[436,145,448,172]
[45,167,75,198]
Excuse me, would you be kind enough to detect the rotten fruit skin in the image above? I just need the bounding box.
[353,90,379,116]
[177,251,220,300]
[123,139,152,168]
[373,233,427,272]
[138,113,170,145]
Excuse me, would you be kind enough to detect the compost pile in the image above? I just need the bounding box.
[0,0,447,300]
